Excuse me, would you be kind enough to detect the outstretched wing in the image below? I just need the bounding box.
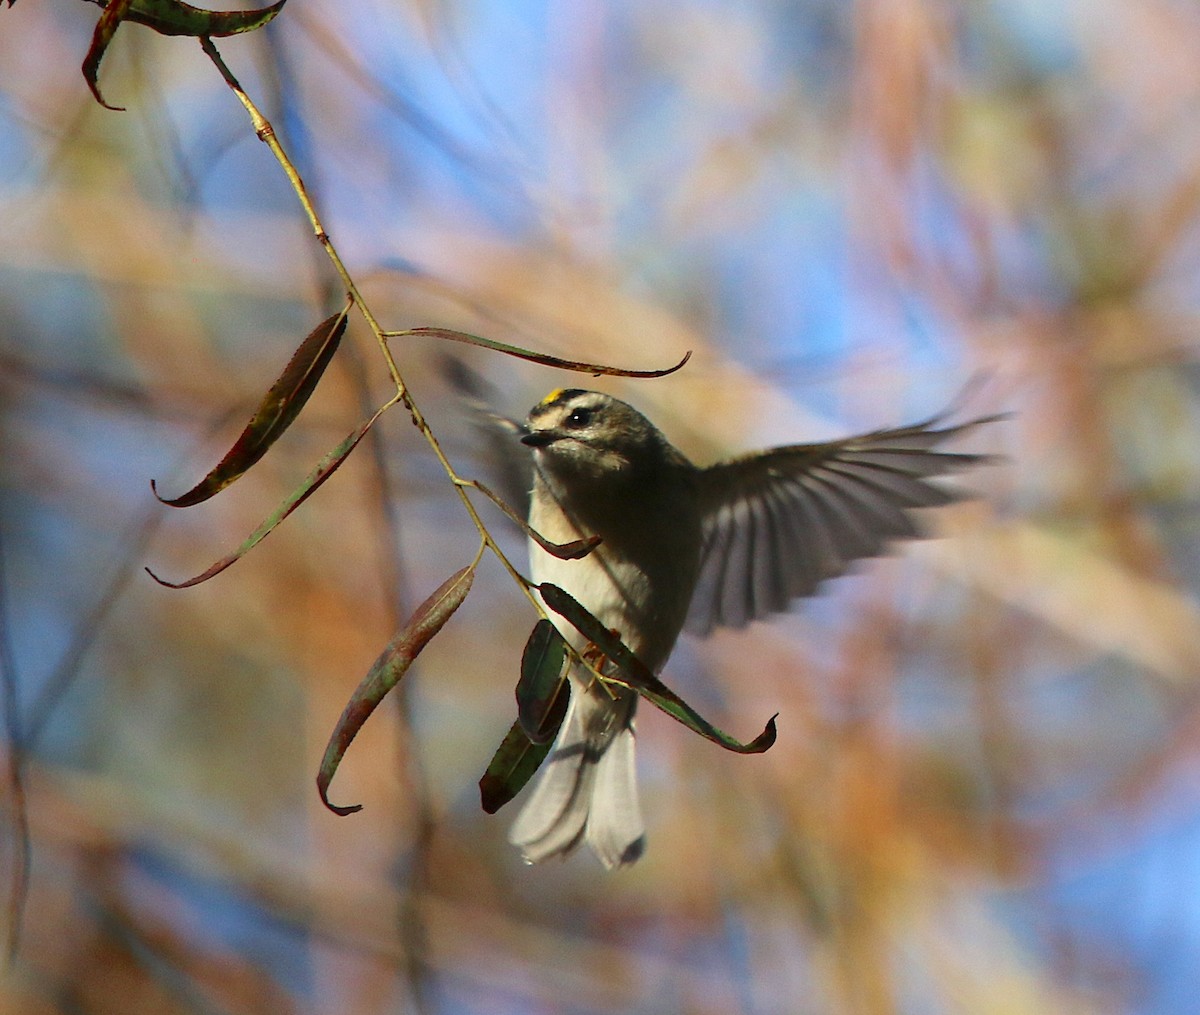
[685,413,1003,635]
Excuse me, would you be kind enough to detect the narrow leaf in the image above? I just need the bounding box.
[123,0,286,37]
[152,308,349,506]
[82,0,133,110]
[516,620,569,744]
[146,405,386,589]
[404,327,691,379]
[80,0,285,109]
[82,0,286,36]
[539,583,777,755]
[472,480,600,560]
[318,566,475,816]
[479,720,555,815]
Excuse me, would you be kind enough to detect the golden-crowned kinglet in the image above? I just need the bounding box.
[507,387,999,868]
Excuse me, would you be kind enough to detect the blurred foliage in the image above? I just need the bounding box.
[4,1,1200,1013]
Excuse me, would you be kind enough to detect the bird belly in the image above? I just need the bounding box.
[527,496,698,675]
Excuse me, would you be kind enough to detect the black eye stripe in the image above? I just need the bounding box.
[564,407,593,428]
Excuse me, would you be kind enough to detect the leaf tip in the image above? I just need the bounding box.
[753,713,780,753]
[144,566,180,589]
[658,349,692,377]
[324,800,363,817]
[84,66,124,111]
[567,535,602,560]
[479,777,503,814]
[317,777,363,817]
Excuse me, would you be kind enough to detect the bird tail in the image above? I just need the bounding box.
[508,684,645,869]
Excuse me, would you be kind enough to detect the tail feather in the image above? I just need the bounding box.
[507,699,594,862]
[508,685,644,868]
[585,725,644,867]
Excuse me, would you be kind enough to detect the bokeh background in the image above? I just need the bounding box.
[4,1,1200,1012]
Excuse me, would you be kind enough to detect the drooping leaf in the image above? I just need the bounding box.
[152,308,349,507]
[81,0,286,109]
[318,566,475,816]
[83,0,133,110]
[472,480,600,561]
[516,620,569,744]
[538,583,778,755]
[479,720,555,815]
[404,327,691,379]
[146,404,386,589]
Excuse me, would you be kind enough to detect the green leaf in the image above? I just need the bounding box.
[123,0,287,37]
[479,720,555,815]
[318,566,475,816]
[403,327,691,379]
[516,621,569,745]
[538,583,778,755]
[152,307,349,507]
[81,0,286,109]
[479,622,570,814]
[146,404,387,589]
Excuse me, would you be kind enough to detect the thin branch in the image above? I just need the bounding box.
[0,528,29,963]
[197,35,552,624]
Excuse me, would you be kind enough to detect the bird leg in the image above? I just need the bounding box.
[582,633,624,700]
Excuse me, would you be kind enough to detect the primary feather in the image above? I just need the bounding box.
[685,414,1003,634]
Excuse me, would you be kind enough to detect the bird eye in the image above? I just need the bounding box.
[564,407,592,428]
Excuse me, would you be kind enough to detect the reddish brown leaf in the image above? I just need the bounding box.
[152,309,348,507]
[146,405,385,589]
[83,0,133,110]
[318,566,475,815]
[471,480,600,560]
[406,327,691,379]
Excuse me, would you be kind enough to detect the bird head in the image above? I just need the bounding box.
[522,389,669,480]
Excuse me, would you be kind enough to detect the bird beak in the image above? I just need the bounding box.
[521,430,560,448]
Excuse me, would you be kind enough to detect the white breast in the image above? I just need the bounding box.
[527,471,701,674]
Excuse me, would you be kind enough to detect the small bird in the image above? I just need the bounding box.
[501,386,999,868]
